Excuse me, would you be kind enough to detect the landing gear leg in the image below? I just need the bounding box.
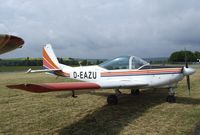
[131,89,140,95]
[115,89,122,95]
[166,88,176,103]
[72,90,77,98]
[107,89,121,105]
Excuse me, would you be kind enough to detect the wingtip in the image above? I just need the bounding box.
[6,84,50,93]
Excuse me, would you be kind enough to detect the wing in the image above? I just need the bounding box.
[0,34,24,55]
[102,78,149,89]
[7,82,101,93]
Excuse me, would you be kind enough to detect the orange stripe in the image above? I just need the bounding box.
[42,48,70,77]
[43,57,57,69]
[0,35,10,49]
[54,71,70,77]
[102,69,178,74]
[42,48,58,69]
[101,68,182,76]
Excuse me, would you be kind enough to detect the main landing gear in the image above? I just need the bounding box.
[107,89,121,105]
[131,89,140,95]
[107,89,140,105]
[166,88,176,103]
[106,88,177,105]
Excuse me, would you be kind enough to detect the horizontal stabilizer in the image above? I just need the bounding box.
[7,82,101,93]
[26,68,61,73]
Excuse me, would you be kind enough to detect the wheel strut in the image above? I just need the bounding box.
[72,90,77,98]
[166,88,176,103]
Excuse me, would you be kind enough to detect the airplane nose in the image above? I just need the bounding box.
[183,67,196,76]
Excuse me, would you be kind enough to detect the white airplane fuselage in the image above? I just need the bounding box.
[61,65,185,89]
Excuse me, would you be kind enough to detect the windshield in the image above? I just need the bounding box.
[131,56,149,69]
[99,56,149,70]
[99,56,130,70]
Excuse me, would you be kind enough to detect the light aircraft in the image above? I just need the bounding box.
[0,34,24,55]
[7,44,196,105]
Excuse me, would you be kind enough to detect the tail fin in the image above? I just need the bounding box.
[42,44,72,74]
[43,44,60,69]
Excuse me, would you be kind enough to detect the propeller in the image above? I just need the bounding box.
[184,49,190,95]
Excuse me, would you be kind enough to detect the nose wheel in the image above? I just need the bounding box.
[166,88,176,103]
[166,95,176,103]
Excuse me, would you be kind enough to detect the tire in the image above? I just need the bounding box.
[166,95,176,103]
[131,89,140,95]
[107,95,118,105]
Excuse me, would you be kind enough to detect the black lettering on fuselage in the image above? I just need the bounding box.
[73,72,77,78]
[84,72,87,78]
[80,71,83,79]
[93,72,97,79]
[73,71,97,79]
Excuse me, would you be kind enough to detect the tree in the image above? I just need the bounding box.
[194,51,200,60]
[169,50,197,62]
[81,60,87,66]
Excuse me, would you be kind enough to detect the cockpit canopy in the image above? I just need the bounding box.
[99,56,149,70]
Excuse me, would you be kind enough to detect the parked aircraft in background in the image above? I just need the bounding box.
[7,44,196,105]
[0,34,24,55]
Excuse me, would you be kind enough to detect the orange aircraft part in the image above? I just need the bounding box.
[7,82,101,93]
[0,34,24,55]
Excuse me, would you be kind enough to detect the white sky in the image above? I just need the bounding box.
[0,0,200,58]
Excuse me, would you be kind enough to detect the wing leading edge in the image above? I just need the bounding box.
[7,82,101,93]
[7,81,148,93]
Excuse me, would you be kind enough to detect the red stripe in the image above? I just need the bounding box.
[7,82,101,93]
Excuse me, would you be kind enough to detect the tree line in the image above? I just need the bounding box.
[0,50,199,66]
[0,57,104,66]
[169,51,200,62]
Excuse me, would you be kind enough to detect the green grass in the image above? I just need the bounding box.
[0,66,42,72]
[2,58,42,60]
[0,70,200,134]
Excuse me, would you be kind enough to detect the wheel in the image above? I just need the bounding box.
[107,95,118,105]
[131,89,140,95]
[166,95,176,103]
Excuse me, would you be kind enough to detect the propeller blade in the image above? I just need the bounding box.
[186,61,188,68]
[184,48,191,95]
[184,48,188,68]
[186,75,190,95]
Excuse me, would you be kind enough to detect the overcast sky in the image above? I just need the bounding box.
[0,0,200,59]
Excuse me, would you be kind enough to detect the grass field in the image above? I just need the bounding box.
[0,66,42,72]
[0,69,200,135]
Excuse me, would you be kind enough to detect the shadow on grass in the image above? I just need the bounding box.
[58,88,200,135]
[56,90,97,98]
